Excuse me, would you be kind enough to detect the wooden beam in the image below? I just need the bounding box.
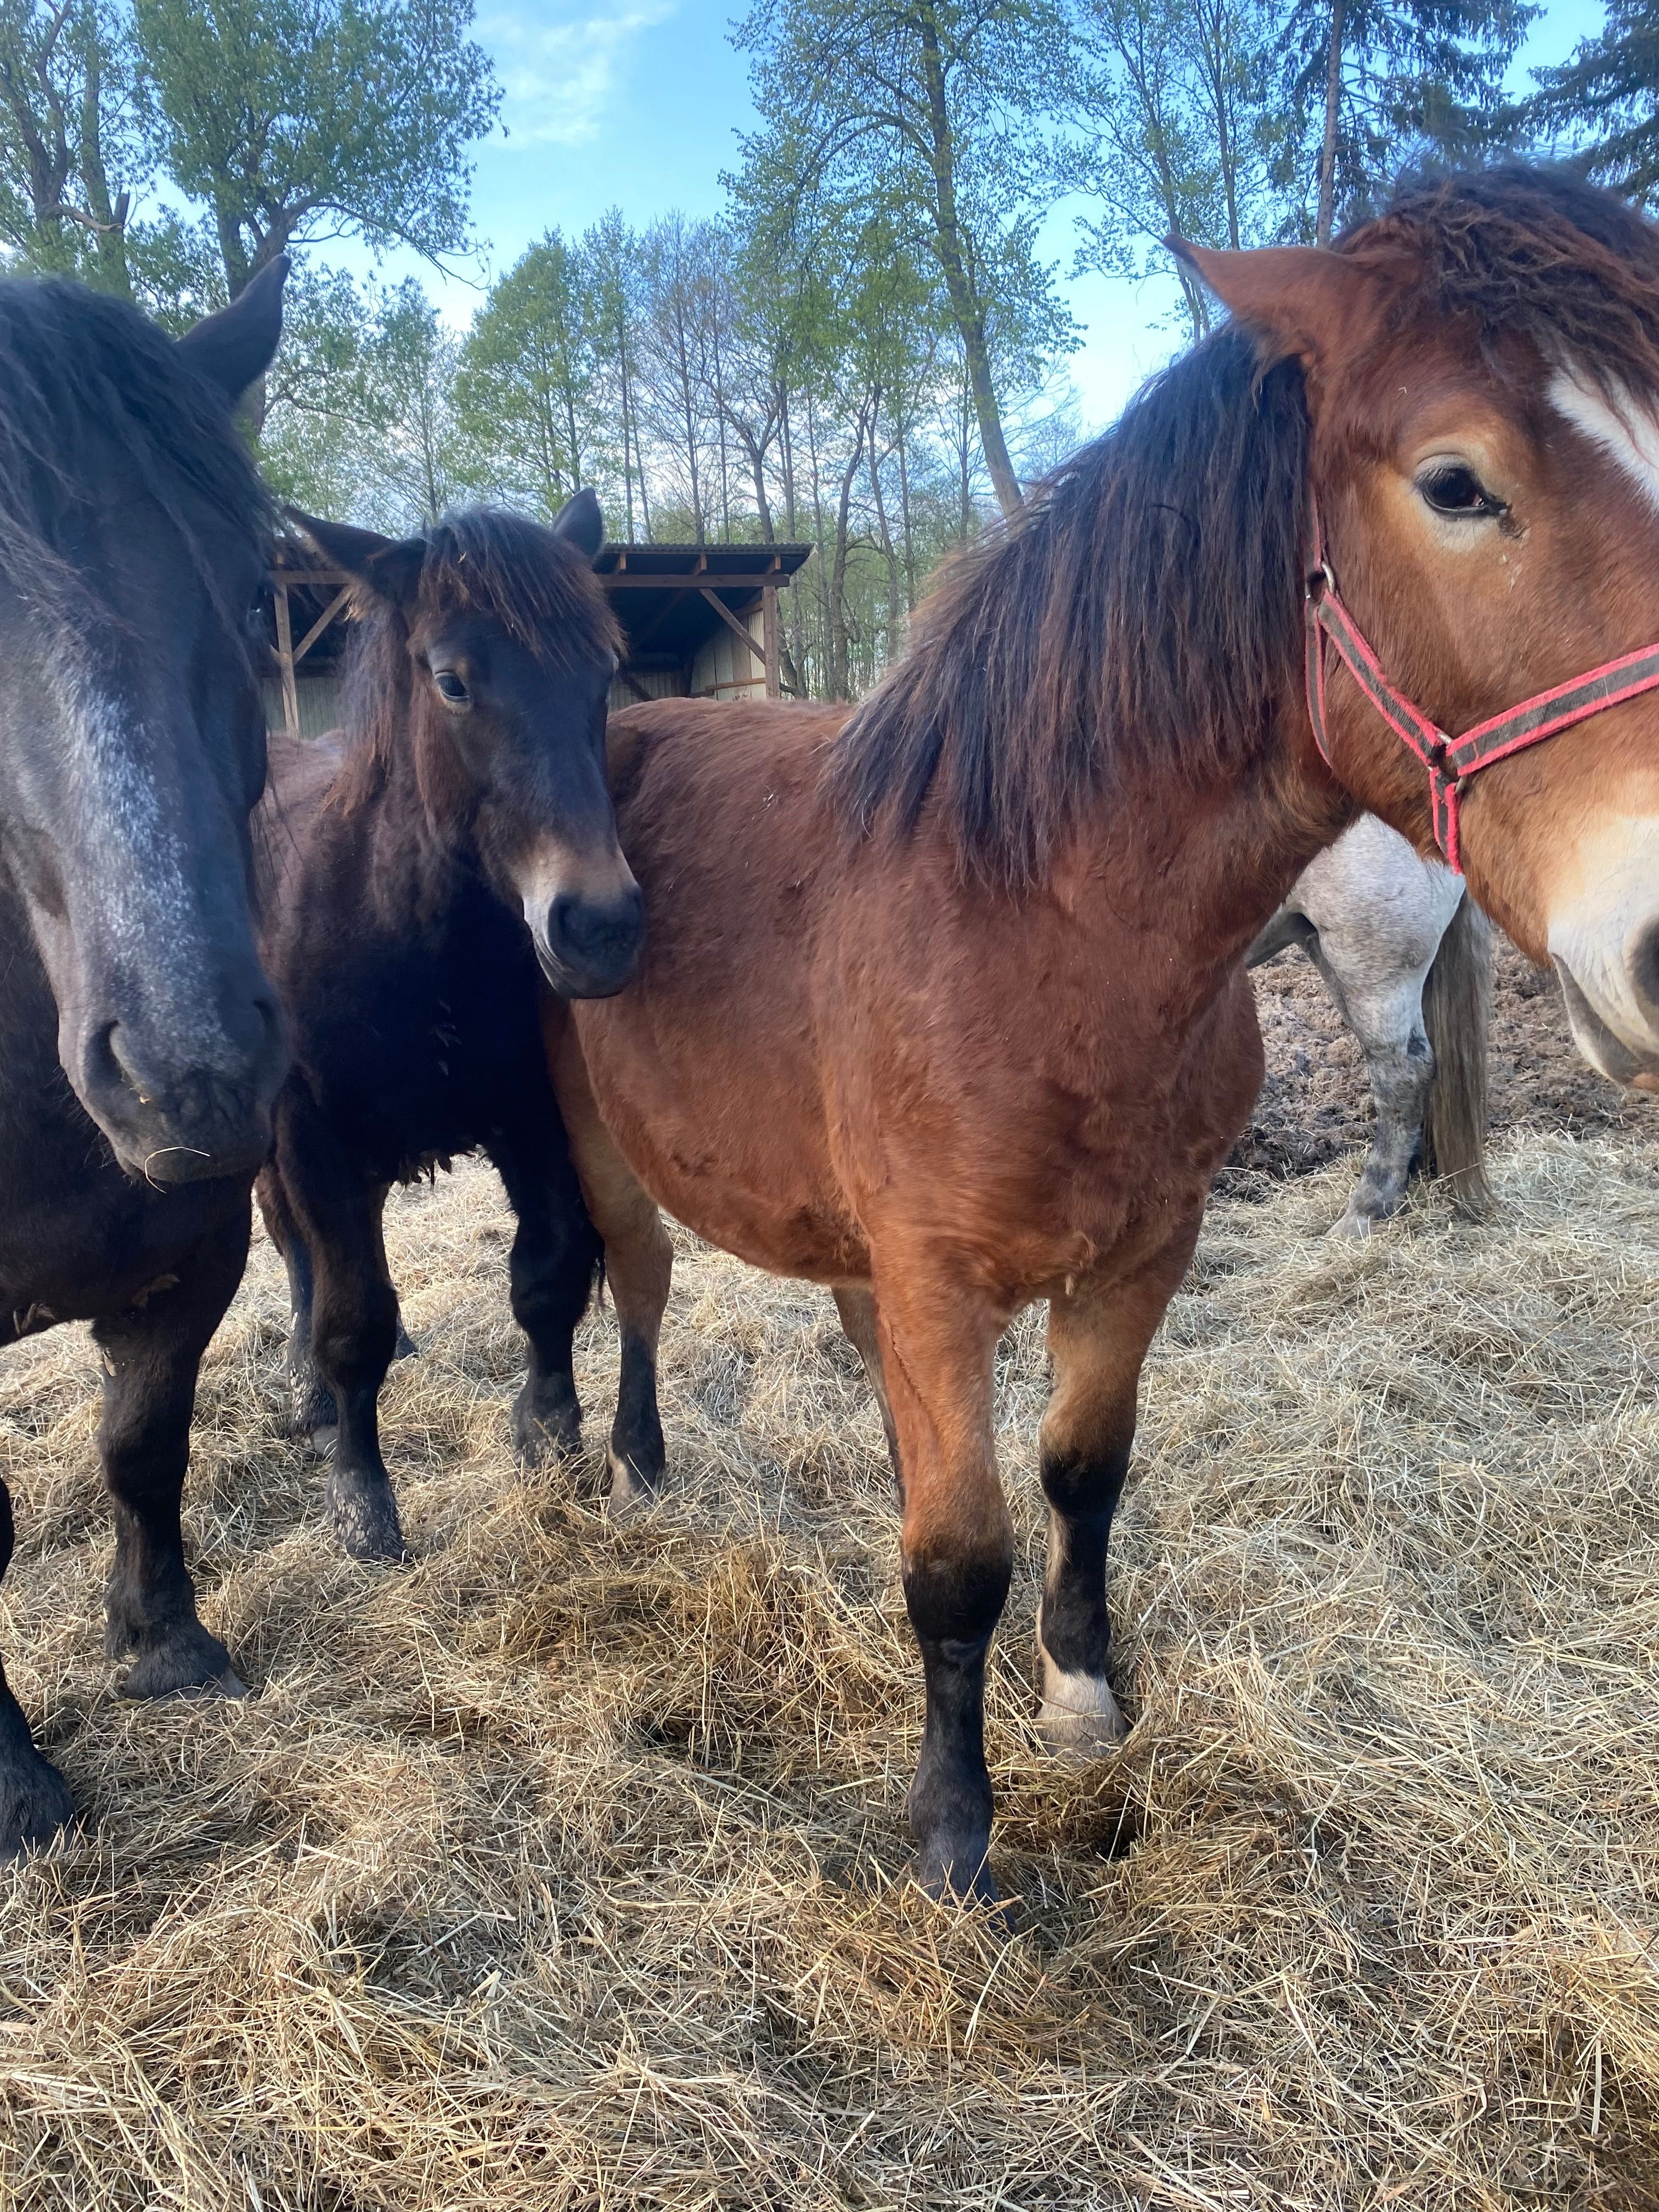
[273,583,300,742]
[618,666,654,705]
[270,566,354,589]
[699,586,763,664]
[292,583,352,666]
[763,584,780,699]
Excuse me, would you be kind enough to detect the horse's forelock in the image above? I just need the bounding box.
[0,278,274,650]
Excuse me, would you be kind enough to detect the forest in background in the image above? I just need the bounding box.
[0,0,1652,698]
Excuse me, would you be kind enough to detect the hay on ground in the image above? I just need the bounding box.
[3,1129,1659,2208]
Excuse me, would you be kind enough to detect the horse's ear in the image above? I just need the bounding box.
[1171,240,1390,367]
[551,486,605,560]
[285,507,425,611]
[177,253,290,404]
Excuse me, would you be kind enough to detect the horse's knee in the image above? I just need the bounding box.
[313,1271,397,1386]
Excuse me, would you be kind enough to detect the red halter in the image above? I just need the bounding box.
[1304,500,1659,874]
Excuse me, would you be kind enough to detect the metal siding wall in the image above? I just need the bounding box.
[263,676,346,741]
[689,608,765,701]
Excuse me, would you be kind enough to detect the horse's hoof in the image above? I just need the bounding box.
[300,1421,338,1459]
[604,1442,656,1515]
[0,1748,75,1861]
[325,1476,408,1564]
[912,1840,1005,1917]
[1036,1654,1129,1761]
[116,1624,239,1701]
[1329,1206,1381,1239]
[392,1323,417,1362]
[511,1393,582,1472]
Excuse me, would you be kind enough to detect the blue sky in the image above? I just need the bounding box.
[369,0,1611,431]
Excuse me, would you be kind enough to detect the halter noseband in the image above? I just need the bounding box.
[1304,499,1659,873]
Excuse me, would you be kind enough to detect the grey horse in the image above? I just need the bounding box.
[1246,813,1491,1234]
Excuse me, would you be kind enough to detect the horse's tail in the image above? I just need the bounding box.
[1421,891,1492,1217]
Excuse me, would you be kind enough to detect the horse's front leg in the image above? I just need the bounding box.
[486,1118,603,1470]
[97,1205,251,1697]
[0,1476,75,1856]
[546,1011,672,1507]
[274,1091,404,1562]
[871,1261,1011,1905]
[1035,1232,1197,1757]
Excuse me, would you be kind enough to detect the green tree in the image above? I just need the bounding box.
[1065,0,1278,340]
[132,0,498,295]
[735,0,1074,517]
[0,0,142,291]
[1280,0,1534,243]
[1530,1,1659,198]
[453,231,603,523]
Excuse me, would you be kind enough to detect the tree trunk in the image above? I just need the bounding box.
[917,8,1022,517]
[829,411,866,701]
[1317,0,1345,248]
[867,402,902,668]
[805,383,832,696]
[896,411,917,612]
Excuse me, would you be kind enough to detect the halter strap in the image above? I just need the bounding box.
[1304,498,1659,874]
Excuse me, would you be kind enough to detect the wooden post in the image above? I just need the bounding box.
[273,582,300,741]
[763,583,780,699]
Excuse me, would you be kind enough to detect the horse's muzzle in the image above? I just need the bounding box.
[83,992,286,1182]
[533,884,645,1000]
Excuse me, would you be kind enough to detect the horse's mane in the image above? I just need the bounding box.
[333,506,623,808]
[0,276,272,642]
[830,162,1659,891]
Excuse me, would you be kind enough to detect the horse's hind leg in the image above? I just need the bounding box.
[1036,1235,1198,1758]
[832,1286,902,1501]
[0,1476,76,1855]
[546,1017,670,1507]
[97,1207,250,1699]
[487,1119,603,1470]
[256,1163,336,1442]
[274,1092,404,1562]
[1310,949,1435,1235]
[870,1261,1012,1904]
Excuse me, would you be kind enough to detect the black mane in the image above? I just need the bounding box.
[830,162,1659,892]
[830,331,1310,890]
[0,275,273,640]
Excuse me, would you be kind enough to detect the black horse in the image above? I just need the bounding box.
[255,496,662,1564]
[0,262,290,1855]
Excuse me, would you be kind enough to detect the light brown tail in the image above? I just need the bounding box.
[1422,893,1492,1217]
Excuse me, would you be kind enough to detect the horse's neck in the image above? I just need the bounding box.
[1065,716,1348,989]
[346,709,473,927]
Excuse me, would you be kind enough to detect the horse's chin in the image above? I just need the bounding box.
[532,939,638,1001]
[1551,957,1659,1091]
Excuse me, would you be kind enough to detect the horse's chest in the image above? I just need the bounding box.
[298,919,545,1171]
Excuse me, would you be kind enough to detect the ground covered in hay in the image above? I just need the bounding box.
[4,1113,1659,2205]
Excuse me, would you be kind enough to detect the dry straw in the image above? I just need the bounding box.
[3,1128,1659,2208]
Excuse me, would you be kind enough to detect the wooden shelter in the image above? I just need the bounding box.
[263,535,814,741]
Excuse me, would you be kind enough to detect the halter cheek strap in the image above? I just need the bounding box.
[1304,499,1659,874]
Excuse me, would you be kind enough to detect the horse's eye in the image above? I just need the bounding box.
[432,669,470,706]
[1419,464,1505,518]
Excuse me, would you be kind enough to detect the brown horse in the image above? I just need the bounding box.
[547,167,1659,1905]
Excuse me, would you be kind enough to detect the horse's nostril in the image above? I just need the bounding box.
[550,888,644,964]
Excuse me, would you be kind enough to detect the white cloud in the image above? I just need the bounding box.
[478,1,680,148]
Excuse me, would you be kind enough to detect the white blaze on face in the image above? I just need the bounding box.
[1548,365,1659,510]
